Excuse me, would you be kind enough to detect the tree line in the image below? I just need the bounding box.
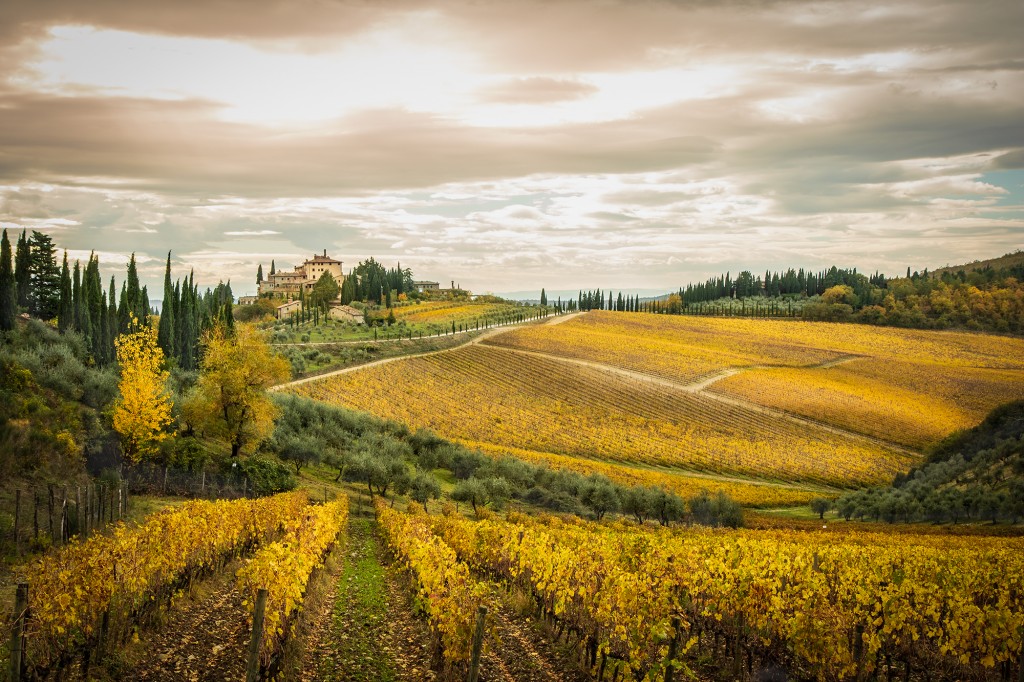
[1,229,151,363]
[538,255,1024,332]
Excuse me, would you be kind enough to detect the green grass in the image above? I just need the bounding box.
[316,517,397,682]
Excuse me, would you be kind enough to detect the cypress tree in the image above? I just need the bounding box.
[72,260,83,332]
[0,229,15,331]
[141,285,151,325]
[270,260,276,276]
[171,280,181,359]
[179,284,195,370]
[125,252,142,323]
[83,255,104,359]
[57,251,73,332]
[28,231,61,319]
[158,252,175,355]
[540,288,547,306]
[257,263,263,288]
[117,281,129,332]
[104,275,117,364]
[14,229,30,310]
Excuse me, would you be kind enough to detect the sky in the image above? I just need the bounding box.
[0,0,1022,298]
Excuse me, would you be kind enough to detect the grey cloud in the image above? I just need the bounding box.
[0,94,718,196]
[993,149,1024,169]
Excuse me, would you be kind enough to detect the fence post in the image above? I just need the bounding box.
[13,489,20,554]
[664,615,681,682]
[10,583,28,681]
[732,612,743,679]
[246,588,269,682]
[47,485,54,542]
[468,605,487,682]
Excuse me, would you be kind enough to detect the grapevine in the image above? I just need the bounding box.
[236,496,349,667]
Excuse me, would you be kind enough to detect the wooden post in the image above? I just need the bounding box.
[246,588,269,682]
[75,486,81,537]
[664,616,681,682]
[468,605,487,682]
[59,490,67,545]
[1018,635,1024,682]
[10,583,28,682]
[33,492,39,542]
[854,623,864,680]
[47,484,54,542]
[732,612,744,680]
[13,489,20,554]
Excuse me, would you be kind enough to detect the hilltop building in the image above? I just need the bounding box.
[414,280,439,293]
[260,251,344,297]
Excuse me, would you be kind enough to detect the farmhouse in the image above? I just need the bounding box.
[260,251,344,297]
[414,280,439,293]
[329,304,365,324]
[275,300,301,319]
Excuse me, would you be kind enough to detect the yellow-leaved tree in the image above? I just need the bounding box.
[185,323,290,457]
[112,315,174,464]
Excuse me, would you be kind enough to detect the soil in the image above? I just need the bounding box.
[122,561,251,682]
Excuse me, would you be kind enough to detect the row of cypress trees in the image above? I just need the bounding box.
[1,230,235,371]
[156,252,235,371]
[0,229,151,364]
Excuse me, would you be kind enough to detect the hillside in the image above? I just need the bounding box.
[289,311,1024,507]
[931,250,1024,278]
[837,400,1024,523]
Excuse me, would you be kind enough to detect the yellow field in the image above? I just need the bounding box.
[462,440,824,507]
[486,311,842,384]
[489,311,1024,448]
[712,359,1024,449]
[291,344,913,488]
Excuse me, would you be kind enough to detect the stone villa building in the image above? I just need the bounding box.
[259,251,344,297]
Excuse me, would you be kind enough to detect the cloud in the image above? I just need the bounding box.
[993,149,1024,169]
[224,230,281,236]
[476,77,598,104]
[0,0,1021,296]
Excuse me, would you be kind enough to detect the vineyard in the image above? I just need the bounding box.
[292,343,913,488]
[711,359,1024,449]
[485,312,844,385]
[10,491,347,680]
[486,312,1024,449]
[372,503,1024,682]
[392,301,525,325]
[462,441,824,508]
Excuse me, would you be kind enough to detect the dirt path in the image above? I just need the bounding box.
[126,563,251,682]
[476,585,591,682]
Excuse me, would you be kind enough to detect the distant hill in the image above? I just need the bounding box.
[931,250,1024,278]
